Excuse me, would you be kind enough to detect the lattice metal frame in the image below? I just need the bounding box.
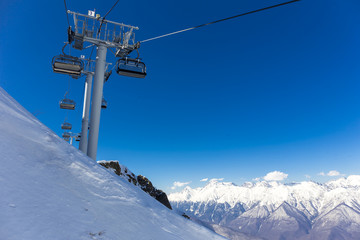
[80,57,111,75]
[67,10,139,57]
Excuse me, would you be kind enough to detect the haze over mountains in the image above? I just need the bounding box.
[169,177,360,240]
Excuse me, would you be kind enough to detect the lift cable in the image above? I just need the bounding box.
[140,0,300,43]
[88,0,121,60]
[63,0,70,27]
[97,0,121,35]
[84,0,119,62]
[88,45,96,62]
[103,0,120,20]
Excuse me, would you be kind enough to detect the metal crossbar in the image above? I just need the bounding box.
[67,10,139,49]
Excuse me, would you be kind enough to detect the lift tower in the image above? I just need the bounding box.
[67,10,139,160]
[79,60,94,154]
[78,58,111,154]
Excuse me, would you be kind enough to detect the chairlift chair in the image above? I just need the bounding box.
[59,98,76,110]
[52,55,84,77]
[61,122,72,130]
[116,58,146,78]
[62,132,70,140]
[101,97,108,109]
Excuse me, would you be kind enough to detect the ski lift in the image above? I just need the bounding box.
[62,132,70,140]
[116,58,146,78]
[61,121,72,130]
[101,97,107,109]
[52,55,84,77]
[59,98,76,110]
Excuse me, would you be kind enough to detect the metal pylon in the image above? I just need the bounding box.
[67,10,139,160]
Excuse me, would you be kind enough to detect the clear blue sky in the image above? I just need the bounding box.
[1,0,360,192]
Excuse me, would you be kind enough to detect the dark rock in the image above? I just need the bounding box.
[137,175,172,210]
[98,161,137,185]
[98,161,172,210]
[99,160,121,175]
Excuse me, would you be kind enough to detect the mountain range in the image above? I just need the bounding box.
[169,177,360,240]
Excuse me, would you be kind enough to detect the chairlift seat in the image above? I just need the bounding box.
[116,58,146,78]
[52,55,84,77]
[61,122,72,130]
[62,132,70,139]
[60,98,76,110]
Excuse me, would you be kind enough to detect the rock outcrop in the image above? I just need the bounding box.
[98,160,172,210]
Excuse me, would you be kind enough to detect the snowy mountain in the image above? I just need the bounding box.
[169,177,360,240]
[0,87,225,240]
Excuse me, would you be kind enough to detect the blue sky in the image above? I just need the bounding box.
[1,0,360,192]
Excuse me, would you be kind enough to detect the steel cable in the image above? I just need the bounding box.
[140,0,300,43]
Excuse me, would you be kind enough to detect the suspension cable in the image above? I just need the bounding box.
[63,0,70,27]
[91,0,121,60]
[140,0,300,43]
[103,0,120,20]
[89,45,95,61]
[97,0,120,35]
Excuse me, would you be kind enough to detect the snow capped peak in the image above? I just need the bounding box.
[209,178,224,183]
[241,181,255,188]
[326,175,360,189]
[183,185,193,191]
[170,174,360,239]
[254,180,281,188]
[169,174,360,217]
[206,179,236,187]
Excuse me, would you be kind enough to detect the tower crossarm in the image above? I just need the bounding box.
[67,10,139,51]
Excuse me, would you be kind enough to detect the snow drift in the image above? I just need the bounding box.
[0,87,225,240]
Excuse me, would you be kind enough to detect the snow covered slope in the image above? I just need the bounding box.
[0,87,225,240]
[169,178,360,240]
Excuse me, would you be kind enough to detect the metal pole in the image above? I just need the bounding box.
[87,44,107,160]
[79,73,93,154]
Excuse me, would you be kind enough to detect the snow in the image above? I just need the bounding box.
[0,87,225,240]
[169,173,360,239]
[169,177,360,213]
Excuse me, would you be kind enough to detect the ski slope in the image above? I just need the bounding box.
[0,87,225,240]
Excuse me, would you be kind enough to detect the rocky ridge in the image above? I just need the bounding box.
[98,160,172,210]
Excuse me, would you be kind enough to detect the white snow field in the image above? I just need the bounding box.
[0,87,226,240]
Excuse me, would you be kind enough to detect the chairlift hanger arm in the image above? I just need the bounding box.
[140,0,301,43]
